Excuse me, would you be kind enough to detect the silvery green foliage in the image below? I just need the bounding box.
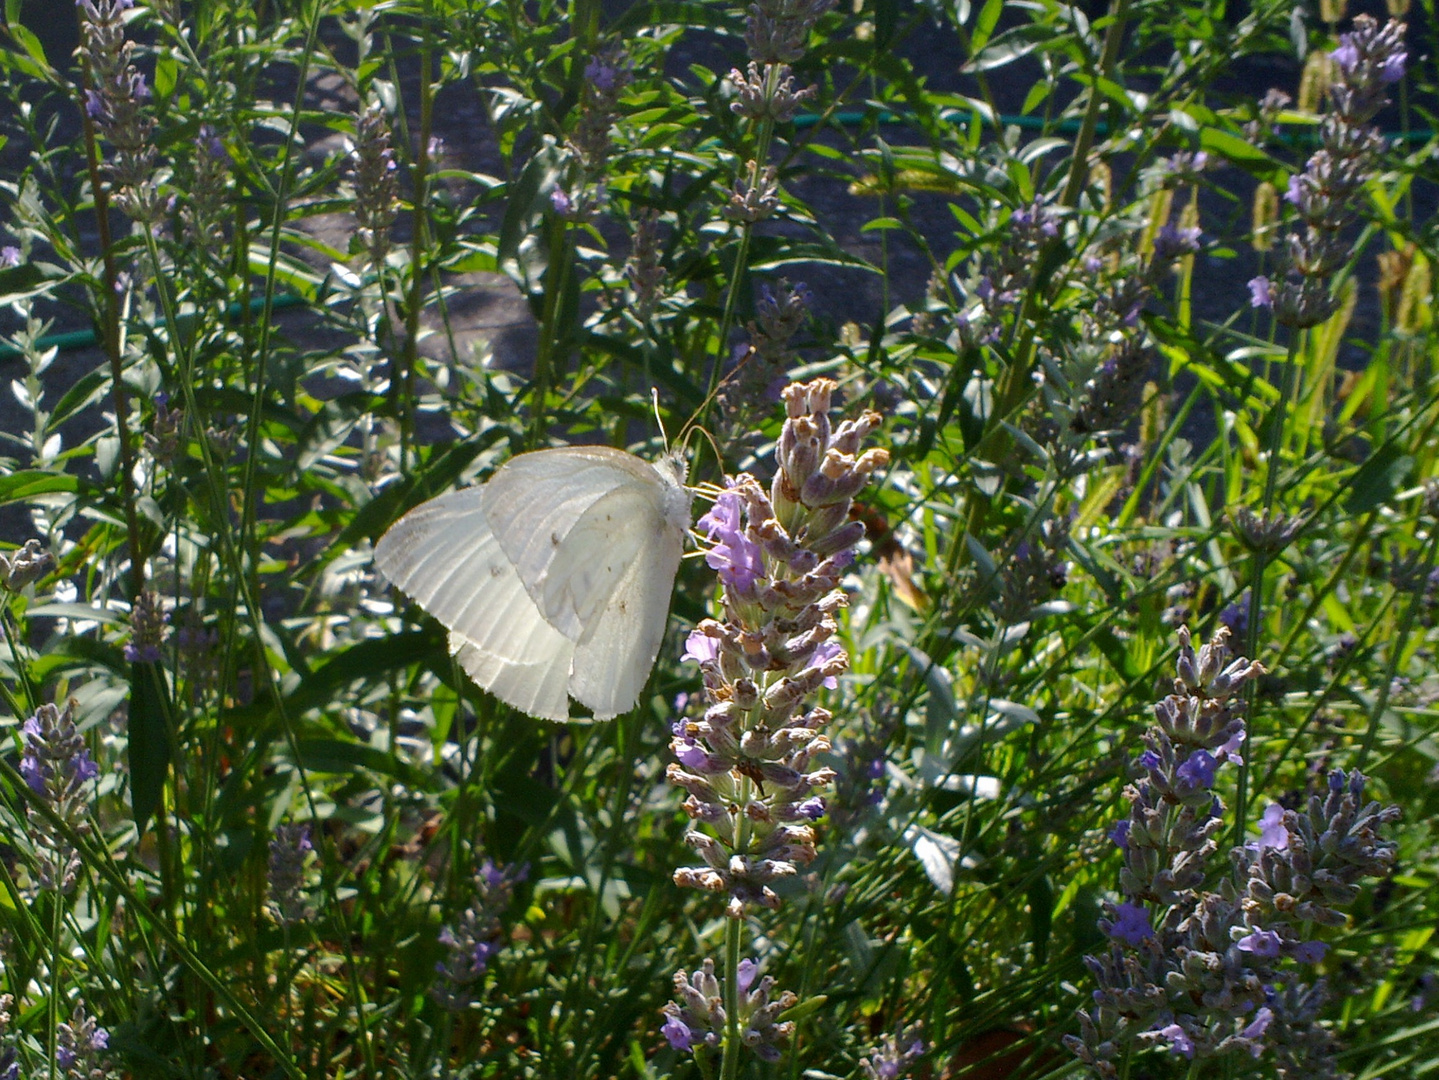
[671,378,886,917]
[0,539,54,592]
[660,958,797,1062]
[1067,628,1401,1077]
[1249,16,1407,327]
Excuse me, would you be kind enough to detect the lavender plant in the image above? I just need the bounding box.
[0,0,1434,1077]
[1068,627,1401,1076]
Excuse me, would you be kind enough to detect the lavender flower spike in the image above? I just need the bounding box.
[432,859,525,1011]
[671,379,886,918]
[1068,627,1401,1078]
[21,699,98,894]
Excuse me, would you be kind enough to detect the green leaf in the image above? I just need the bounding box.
[129,663,172,836]
[0,471,79,505]
[1028,874,1053,964]
[291,738,434,790]
[1345,444,1412,514]
[970,0,1004,53]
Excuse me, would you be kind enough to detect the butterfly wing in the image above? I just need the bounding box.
[373,487,575,721]
[480,446,671,640]
[565,489,688,719]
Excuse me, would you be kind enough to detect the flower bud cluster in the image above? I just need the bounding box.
[77,0,164,224]
[1249,17,1406,328]
[1239,770,1401,929]
[1072,338,1151,436]
[724,163,781,223]
[1231,505,1302,555]
[719,281,813,438]
[1068,628,1401,1077]
[351,103,400,264]
[124,589,169,663]
[859,1024,925,1079]
[670,379,886,918]
[0,538,54,591]
[267,823,314,926]
[56,1000,115,1079]
[661,958,797,1062]
[728,61,817,123]
[180,125,231,252]
[624,208,667,321]
[20,699,99,894]
[570,49,632,178]
[144,393,184,468]
[432,859,526,1012]
[990,517,1069,626]
[744,0,837,63]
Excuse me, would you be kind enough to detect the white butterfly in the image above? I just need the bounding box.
[374,446,692,722]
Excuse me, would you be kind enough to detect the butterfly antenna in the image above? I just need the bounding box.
[675,345,759,448]
[652,387,670,451]
[680,425,725,487]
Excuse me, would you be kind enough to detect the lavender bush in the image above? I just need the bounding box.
[0,0,1433,1077]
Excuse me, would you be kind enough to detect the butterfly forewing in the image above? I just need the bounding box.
[479,447,659,595]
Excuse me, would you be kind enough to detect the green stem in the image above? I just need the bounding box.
[719,912,744,1080]
[529,224,572,447]
[47,892,61,1080]
[74,59,145,602]
[400,2,435,476]
[1236,331,1303,845]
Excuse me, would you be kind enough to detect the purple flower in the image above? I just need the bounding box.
[1381,50,1407,85]
[1331,40,1360,75]
[662,1014,696,1050]
[585,56,620,92]
[1292,940,1329,964]
[1176,749,1217,790]
[804,640,843,689]
[1252,803,1289,851]
[1248,276,1273,309]
[71,750,99,784]
[550,187,573,215]
[1237,928,1282,958]
[0,246,19,268]
[1285,174,1303,206]
[697,488,762,592]
[1242,1006,1274,1040]
[1158,1022,1194,1058]
[1109,902,1153,946]
[1109,819,1131,851]
[1137,749,1161,771]
[681,629,720,665]
[794,797,826,819]
[737,957,759,994]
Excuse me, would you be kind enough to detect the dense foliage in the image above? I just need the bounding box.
[0,0,1436,1077]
